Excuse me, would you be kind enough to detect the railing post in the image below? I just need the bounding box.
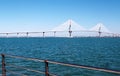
[1,54,6,76]
[44,60,49,76]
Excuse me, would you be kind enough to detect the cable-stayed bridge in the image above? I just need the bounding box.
[0,20,119,37]
[0,31,120,38]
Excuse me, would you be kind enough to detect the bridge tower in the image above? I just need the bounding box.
[68,20,72,37]
[54,31,56,37]
[98,26,102,37]
[43,32,45,37]
[26,32,29,37]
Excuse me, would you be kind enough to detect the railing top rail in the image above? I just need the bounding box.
[48,61,120,74]
[2,54,120,75]
[4,54,44,63]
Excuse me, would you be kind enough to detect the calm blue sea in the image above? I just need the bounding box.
[0,37,120,76]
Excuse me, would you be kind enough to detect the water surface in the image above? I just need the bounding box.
[0,37,120,76]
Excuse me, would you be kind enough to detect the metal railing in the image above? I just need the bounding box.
[1,54,120,76]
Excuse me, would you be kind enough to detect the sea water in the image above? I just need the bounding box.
[0,37,120,76]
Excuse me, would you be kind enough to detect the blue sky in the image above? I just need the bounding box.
[0,0,120,33]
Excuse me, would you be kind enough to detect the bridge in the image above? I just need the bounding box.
[0,31,120,38]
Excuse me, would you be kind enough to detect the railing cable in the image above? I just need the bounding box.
[7,64,56,76]
[7,64,45,75]
[7,70,28,76]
